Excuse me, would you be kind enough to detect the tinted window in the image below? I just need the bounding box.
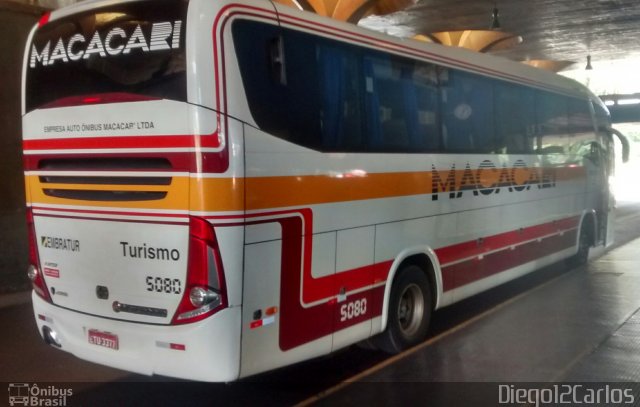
[494,83,535,154]
[232,20,597,157]
[233,20,443,153]
[536,92,569,154]
[233,20,364,151]
[567,98,597,158]
[364,55,440,152]
[233,22,320,148]
[441,71,496,152]
[26,0,187,112]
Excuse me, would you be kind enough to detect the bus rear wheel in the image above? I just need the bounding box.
[373,265,432,354]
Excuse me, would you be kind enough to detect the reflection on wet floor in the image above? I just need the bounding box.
[317,237,640,405]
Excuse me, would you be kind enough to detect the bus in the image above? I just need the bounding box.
[22,0,628,382]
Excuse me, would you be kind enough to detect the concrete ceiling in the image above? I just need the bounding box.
[358,0,640,94]
[362,0,639,62]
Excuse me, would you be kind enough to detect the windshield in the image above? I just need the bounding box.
[25,0,188,112]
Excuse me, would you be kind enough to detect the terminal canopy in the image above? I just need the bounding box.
[414,30,522,53]
[273,0,417,23]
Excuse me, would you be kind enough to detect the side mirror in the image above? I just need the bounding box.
[585,141,601,166]
[608,127,630,163]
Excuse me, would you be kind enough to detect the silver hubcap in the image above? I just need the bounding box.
[397,283,425,337]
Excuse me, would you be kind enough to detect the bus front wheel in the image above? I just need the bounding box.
[568,220,592,268]
[374,265,432,354]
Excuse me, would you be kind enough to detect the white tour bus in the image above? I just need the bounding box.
[22,0,627,381]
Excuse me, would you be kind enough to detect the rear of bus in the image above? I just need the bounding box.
[22,0,243,381]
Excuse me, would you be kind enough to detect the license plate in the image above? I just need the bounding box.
[88,329,119,350]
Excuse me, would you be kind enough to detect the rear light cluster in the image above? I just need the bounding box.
[37,11,50,27]
[26,208,52,303]
[172,217,227,324]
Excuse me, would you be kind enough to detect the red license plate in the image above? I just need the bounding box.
[88,329,119,350]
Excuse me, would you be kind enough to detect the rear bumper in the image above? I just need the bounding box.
[32,292,241,382]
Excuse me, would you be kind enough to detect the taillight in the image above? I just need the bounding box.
[26,208,52,303]
[38,11,50,28]
[172,217,227,324]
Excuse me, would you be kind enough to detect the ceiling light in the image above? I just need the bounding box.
[585,55,593,70]
[618,98,640,105]
[491,5,500,30]
[521,60,576,72]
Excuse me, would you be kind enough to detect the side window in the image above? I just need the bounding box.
[280,30,323,149]
[363,55,440,152]
[441,71,496,153]
[494,83,535,154]
[234,20,443,153]
[234,20,592,158]
[317,45,363,151]
[364,56,407,151]
[233,20,362,151]
[413,65,441,151]
[567,98,597,161]
[232,21,290,140]
[232,20,324,148]
[535,92,569,154]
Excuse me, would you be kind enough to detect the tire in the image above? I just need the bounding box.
[567,221,591,267]
[373,264,432,354]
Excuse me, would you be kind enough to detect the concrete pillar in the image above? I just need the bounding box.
[0,1,41,293]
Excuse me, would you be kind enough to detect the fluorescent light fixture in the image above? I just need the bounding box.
[618,99,640,105]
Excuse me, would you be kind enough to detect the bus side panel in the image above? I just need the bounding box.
[239,127,333,378]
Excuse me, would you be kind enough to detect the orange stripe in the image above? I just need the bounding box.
[244,166,584,211]
[246,172,429,210]
[25,174,189,210]
[25,166,586,212]
[189,178,243,212]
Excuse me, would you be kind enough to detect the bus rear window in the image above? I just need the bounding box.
[25,0,188,112]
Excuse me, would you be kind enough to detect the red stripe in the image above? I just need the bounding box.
[297,215,579,305]
[23,150,229,174]
[435,216,580,265]
[226,208,582,350]
[441,229,577,291]
[32,212,188,226]
[23,133,220,151]
[31,206,189,218]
